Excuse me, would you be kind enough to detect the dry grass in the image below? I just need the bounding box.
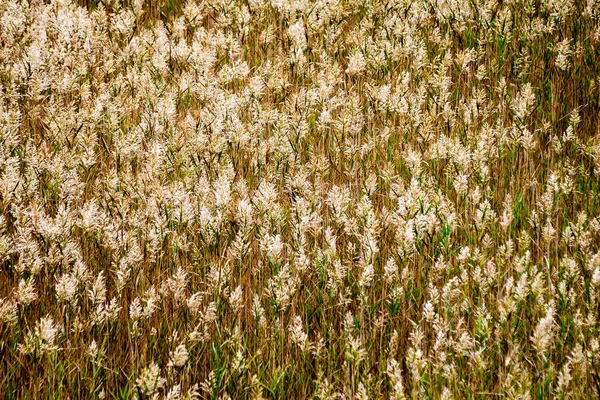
[1,0,600,398]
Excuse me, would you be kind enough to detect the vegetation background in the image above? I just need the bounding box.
[0,0,600,398]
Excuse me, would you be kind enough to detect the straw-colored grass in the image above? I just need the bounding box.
[1,0,600,398]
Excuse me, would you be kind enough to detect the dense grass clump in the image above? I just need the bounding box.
[1,0,600,398]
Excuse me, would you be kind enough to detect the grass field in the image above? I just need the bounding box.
[1,0,600,398]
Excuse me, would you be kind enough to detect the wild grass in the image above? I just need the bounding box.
[1,0,600,398]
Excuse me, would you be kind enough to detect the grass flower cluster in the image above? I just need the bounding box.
[1,0,600,397]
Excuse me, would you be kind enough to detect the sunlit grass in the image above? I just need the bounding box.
[0,0,599,398]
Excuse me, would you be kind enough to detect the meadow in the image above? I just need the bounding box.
[1,0,600,398]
